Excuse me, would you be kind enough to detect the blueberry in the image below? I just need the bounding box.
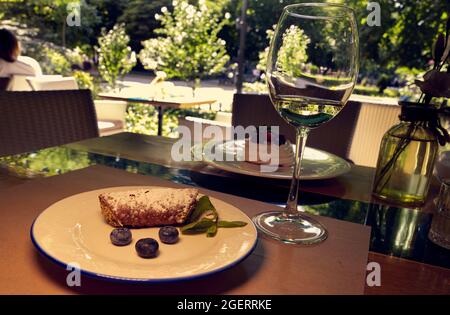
[110,228,132,246]
[135,238,159,258]
[159,226,179,244]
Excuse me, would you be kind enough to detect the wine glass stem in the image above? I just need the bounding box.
[285,127,309,217]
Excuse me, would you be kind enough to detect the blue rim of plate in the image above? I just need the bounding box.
[30,215,258,284]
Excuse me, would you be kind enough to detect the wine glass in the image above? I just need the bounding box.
[252,3,359,244]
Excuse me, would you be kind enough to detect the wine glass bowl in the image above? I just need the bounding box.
[252,3,359,244]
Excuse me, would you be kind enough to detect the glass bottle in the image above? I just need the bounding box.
[428,179,450,249]
[373,105,439,206]
[434,110,450,181]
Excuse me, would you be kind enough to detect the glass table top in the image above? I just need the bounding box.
[1,146,449,269]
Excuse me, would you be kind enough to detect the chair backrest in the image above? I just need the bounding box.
[215,111,232,124]
[178,116,233,143]
[8,75,64,91]
[8,75,33,91]
[27,77,79,91]
[0,90,99,157]
[231,93,362,160]
[232,93,296,141]
[0,77,10,91]
[348,102,401,167]
[94,100,128,124]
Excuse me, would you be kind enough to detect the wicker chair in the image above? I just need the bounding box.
[29,77,126,136]
[231,93,362,160]
[0,90,99,157]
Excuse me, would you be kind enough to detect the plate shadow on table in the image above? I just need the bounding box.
[33,240,265,294]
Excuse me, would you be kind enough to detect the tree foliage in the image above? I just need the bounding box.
[0,0,99,47]
[225,0,301,63]
[345,0,450,82]
[118,0,172,52]
[96,24,137,89]
[1,0,449,90]
[138,0,230,84]
[259,25,310,78]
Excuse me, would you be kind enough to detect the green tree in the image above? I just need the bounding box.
[0,0,100,48]
[225,0,300,63]
[96,24,137,89]
[118,0,172,52]
[256,25,275,72]
[138,0,231,94]
[257,24,310,77]
[344,0,450,83]
[91,0,128,31]
[275,25,310,77]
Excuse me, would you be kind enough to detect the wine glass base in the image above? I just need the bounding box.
[252,211,328,245]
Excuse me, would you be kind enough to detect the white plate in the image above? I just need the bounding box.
[31,186,257,283]
[194,140,351,180]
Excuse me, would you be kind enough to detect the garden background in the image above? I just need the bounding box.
[0,0,449,136]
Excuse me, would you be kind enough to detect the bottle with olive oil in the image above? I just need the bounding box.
[373,105,439,206]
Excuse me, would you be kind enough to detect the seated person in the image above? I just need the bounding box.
[0,28,42,78]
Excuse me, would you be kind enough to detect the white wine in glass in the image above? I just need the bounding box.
[252,3,359,244]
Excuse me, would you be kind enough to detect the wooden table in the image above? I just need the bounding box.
[1,132,449,294]
[98,92,216,136]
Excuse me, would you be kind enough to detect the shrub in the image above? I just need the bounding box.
[139,0,230,91]
[125,103,216,137]
[242,81,268,94]
[39,46,72,76]
[353,85,379,96]
[96,24,137,90]
[256,24,310,78]
[71,70,100,97]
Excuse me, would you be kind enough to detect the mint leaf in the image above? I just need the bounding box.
[189,196,218,223]
[206,224,218,237]
[181,218,215,234]
[182,196,247,237]
[218,221,248,228]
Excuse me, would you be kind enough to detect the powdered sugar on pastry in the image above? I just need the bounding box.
[99,188,199,227]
